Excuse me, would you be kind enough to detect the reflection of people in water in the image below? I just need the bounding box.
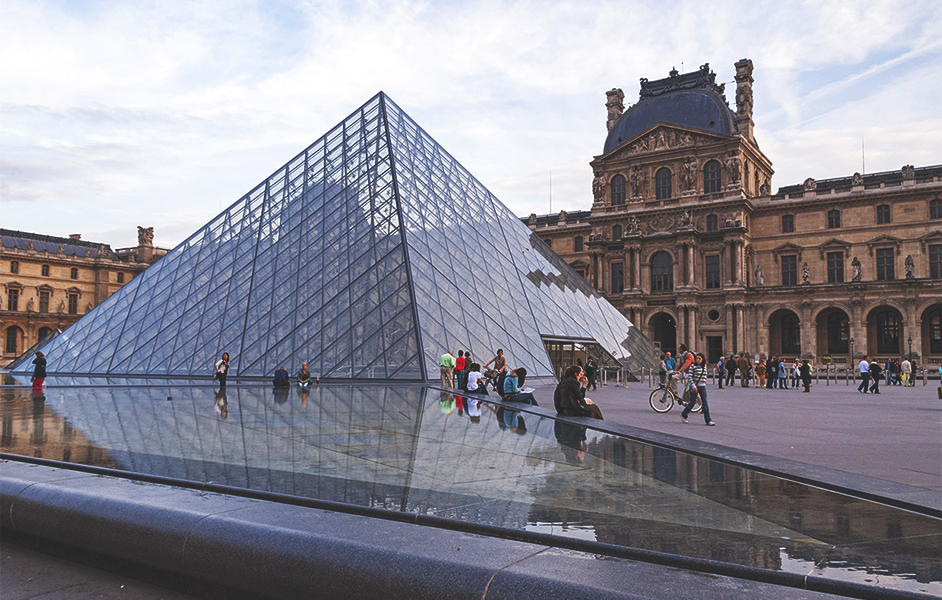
[466,397,482,423]
[297,386,309,407]
[214,390,228,419]
[554,420,588,463]
[439,390,455,415]
[273,387,289,405]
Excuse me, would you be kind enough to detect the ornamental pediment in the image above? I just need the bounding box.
[865,234,903,256]
[817,238,852,259]
[601,124,731,161]
[770,242,803,263]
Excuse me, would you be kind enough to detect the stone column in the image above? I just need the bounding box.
[688,307,698,350]
[634,248,642,290]
[726,305,735,352]
[677,307,687,347]
[672,250,681,292]
[687,244,695,287]
[736,305,745,354]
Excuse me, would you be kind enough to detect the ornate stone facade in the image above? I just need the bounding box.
[1,229,168,366]
[525,61,942,368]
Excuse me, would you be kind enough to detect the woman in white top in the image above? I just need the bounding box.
[466,363,488,395]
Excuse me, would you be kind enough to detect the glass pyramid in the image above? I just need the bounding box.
[27,93,649,381]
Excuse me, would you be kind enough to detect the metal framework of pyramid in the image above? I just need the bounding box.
[27,93,653,381]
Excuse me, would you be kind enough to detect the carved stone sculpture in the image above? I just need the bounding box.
[755,264,764,286]
[803,178,817,191]
[801,262,810,284]
[57,300,66,314]
[26,298,34,312]
[528,214,537,225]
[759,182,771,196]
[592,172,605,205]
[724,155,741,184]
[629,165,644,197]
[626,215,640,234]
[905,255,915,279]
[681,157,696,191]
[901,165,915,180]
[138,226,155,246]
[851,257,862,282]
[678,211,691,229]
[852,172,864,186]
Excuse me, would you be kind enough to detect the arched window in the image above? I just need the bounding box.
[875,309,901,354]
[929,307,941,354]
[706,214,718,232]
[612,224,622,240]
[703,160,721,193]
[38,327,53,341]
[650,251,673,292]
[5,326,21,354]
[655,168,672,200]
[611,174,626,206]
[825,311,849,354]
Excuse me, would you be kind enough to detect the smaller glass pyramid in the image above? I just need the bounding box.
[25,93,652,380]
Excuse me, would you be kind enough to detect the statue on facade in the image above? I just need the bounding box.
[626,215,640,234]
[681,157,696,191]
[851,257,862,282]
[678,210,691,229]
[86,302,93,313]
[905,254,915,279]
[26,298,34,312]
[901,164,915,180]
[629,165,644,197]
[852,172,864,186]
[57,300,66,314]
[138,226,155,246]
[528,213,537,226]
[724,155,741,184]
[755,264,764,286]
[592,172,605,205]
[803,177,817,191]
[801,262,810,284]
[759,182,771,196]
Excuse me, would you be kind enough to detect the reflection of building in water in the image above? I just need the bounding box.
[0,391,119,467]
[5,385,938,584]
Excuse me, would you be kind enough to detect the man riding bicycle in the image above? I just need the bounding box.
[670,343,695,400]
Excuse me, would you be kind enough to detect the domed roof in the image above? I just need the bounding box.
[603,65,736,154]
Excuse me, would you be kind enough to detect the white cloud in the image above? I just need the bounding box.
[1,0,939,248]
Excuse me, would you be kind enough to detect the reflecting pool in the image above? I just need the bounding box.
[1,383,939,596]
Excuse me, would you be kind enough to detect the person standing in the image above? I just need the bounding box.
[868,359,882,394]
[800,359,812,393]
[215,353,230,388]
[777,358,788,389]
[31,351,46,392]
[857,356,871,393]
[584,357,599,391]
[664,352,676,373]
[725,354,737,387]
[681,354,715,426]
[658,354,669,387]
[440,351,456,389]
[455,351,466,390]
[900,357,912,387]
[791,359,801,389]
[737,354,751,387]
[716,356,726,390]
[756,359,767,388]
[766,356,777,389]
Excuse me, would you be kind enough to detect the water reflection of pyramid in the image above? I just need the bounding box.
[32,93,650,380]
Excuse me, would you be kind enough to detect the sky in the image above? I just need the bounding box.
[1,0,940,250]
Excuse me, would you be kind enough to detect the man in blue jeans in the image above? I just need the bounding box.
[857,356,871,393]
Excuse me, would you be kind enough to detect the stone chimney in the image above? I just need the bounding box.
[733,59,754,142]
[605,88,625,132]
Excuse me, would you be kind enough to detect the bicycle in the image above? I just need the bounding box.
[649,372,702,413]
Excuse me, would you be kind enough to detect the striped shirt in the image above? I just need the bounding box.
[688,364,707,387]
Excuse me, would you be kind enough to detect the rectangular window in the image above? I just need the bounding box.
[41,264,50,277]
[826,252,844,283]
[574,236,583,252]
[876,248,894,280]
[611,262,624,294]
[781,214,794,233]
[117,272,125,283]
[68,293,78,315]
[781,255,797,286]
[827,210,841,229]
[10,261,18,274]
[705,255,720,289]
[930,244,942,279]
[70,267,78,280]
[7,289,18,311]
[876,205,890,224]
[39,291,49,313]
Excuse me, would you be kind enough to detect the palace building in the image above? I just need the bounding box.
[1,228,168,367]
[526,60,942,368]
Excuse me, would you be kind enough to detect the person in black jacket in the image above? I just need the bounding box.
[868,360,883,394]
[554,365,603,419]
[31,351,46,392]
[800,359,812,393]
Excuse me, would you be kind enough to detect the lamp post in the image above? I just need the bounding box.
[907,336,913,361]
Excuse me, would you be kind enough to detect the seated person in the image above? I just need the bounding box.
[502,367,538,405]
[465,363,488,395]
[273,366,290,388]
[554,365,604,420]
[297,363,312,387]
